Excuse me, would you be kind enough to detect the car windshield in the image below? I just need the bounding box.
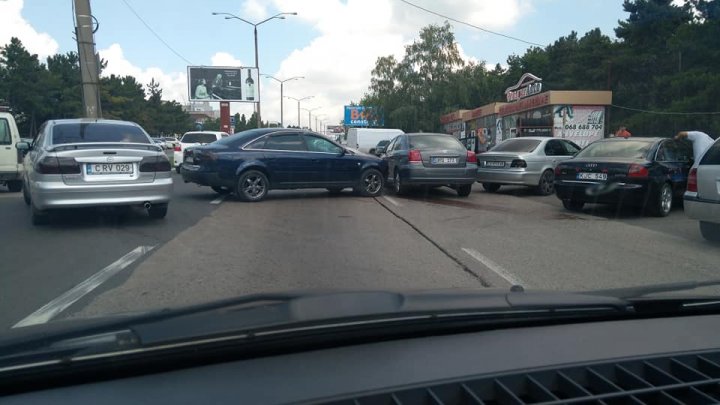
[52,123,150,144]
[575,140,654,159]
[491,138,542,153]
[2,0,720,363]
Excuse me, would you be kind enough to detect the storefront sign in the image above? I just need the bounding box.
[505,73,543,102]
[499,92,550,116]
[553,105,605,147]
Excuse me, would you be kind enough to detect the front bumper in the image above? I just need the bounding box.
[684,192,720,223]
[476,168,542,186]
[400,164,477,185]
[555,180,650,205]
[31,175,173,210]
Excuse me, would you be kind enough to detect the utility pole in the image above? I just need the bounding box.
[74,0,102,118]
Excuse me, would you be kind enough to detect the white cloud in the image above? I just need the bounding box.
[240,0,269,22]
[0,0,58,60]
[210,52,244,67]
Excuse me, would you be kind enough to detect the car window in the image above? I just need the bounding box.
[492,138,542,153]
[181,133,219,144]
[560,140,581,155]
[51,123,150,144]
[386,136,398,152]
[304,135,342,153]
[408,135,464,151]
[575,140,654,159]
[243,137,267,150]
[0,119,10,145]
[656,141,679,162]
[264,133,307,151]
[544,140,565,156]
[700,139,720,165]
[676,140,693,163]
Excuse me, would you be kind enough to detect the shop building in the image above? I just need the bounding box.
[439,109,469,139]
[460,102,505,153]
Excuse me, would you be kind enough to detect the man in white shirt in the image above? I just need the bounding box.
[675,131,715,161]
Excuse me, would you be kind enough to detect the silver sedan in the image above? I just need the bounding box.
[684,137,720,241]
[477,137,580,195]
[17,119,173,225]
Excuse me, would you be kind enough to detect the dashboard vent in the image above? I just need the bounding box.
[325,351,720,404]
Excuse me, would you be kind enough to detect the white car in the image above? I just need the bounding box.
[684,137,720,242]
[173,131,229,173]
[0,108,25,192]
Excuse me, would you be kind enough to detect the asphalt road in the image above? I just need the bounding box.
[2,176,717,329]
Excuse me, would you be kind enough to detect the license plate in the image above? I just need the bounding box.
[431,157,458,164]
[485,161,505,167]
[577,172,607,181]
[184,156,194,163]
[86,163,134,175]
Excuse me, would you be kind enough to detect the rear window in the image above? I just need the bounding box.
[492,138,541,153]
[700,139,720,165]
[51,123,150,145]
[408,135,464,151]
[181,133,219,144]
[0,119,10,145]
[575,140,654,159]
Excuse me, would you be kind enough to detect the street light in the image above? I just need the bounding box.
[284,95,313,128]
[315,114,326,134]
[262,75,303,128]
[212,11,297,128]
[301,106,322,131]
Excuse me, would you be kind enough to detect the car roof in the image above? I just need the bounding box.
[596,137,664,143]
[48,118,140,127]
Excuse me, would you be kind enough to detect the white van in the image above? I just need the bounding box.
[347,128,404,154]
[0,109,24,192]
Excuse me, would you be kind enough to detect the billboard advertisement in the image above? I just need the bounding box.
[187,66,259,102]
[343,106,384,127]
[553,105,605,148]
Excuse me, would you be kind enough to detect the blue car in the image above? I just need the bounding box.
[180,128,388,201]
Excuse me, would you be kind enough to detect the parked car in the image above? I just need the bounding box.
[477,137,581,195]
[684,137,720,241]
[555,137,692,216]
[164,137,178,150]
[174,131,229,173]
[181,128,387,201]
[18,119,173,225]
[382,133,477,197]
[0,108,25,192]
[369,140,391,156]
[152,137,167,149]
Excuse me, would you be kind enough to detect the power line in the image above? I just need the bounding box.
[396,0,544,47]
[611,104,720,115]
[119,0,195,65]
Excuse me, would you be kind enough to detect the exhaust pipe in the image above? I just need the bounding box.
[144,202,152,209]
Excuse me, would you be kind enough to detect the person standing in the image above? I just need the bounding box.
[615,126,632,138]
[675,131,715,161]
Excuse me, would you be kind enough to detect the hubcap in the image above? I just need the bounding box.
[365,173,381,194]
[542,172,554,194]
[661,185,672,213]
[243,175,265,198]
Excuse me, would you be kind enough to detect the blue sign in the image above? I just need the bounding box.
[230,116,236,126]
[344,106,384,127]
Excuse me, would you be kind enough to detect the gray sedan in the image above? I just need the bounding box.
[684,137,720,241]
[17,119,173,225]
[382,133,478,196]
[477,137,580,195]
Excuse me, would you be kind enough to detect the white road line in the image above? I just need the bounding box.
[210,195,226,205]
[382,195,401,207]
[462,247,525,287]
[13,245,155,328]
[0,193,20,199]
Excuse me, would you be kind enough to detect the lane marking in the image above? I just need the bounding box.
[0,193,21,199]
[382,195,401,207]
[13,245,155,328]
[210,195,226,205]
[462,247,525,287]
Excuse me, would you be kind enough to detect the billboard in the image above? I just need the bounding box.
[344,106,384,127]
[187,66,259,102]
[553,105,605,148]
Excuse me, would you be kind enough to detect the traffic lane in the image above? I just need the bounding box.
[0,174,222,329]
[70,189,485,319]
[380,185,717,291]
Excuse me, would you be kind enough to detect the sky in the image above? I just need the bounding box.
[1,0,635,129]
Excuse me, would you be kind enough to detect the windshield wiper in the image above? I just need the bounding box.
[583,279,720,299]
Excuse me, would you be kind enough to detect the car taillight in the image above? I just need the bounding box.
[554,166,562,176]
[466,150,477,163]
[510,159,527,168]
[35,156,80,174]
[174,144,181,152]
[628,163,649,178]
[408,149,422,162]
[139,155,171,172]
[687,168,698,192]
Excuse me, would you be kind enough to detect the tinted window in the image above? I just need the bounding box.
[305,136,342,153]
[544,140,565,156]
[181,133,218,144]
[52,123,150,144]
[0,119,10,145]
[560,140,580,155]
[387,136,400,151]
[575,140,653,159]
[699,139,720,165]
[492,138,542,153]
[408,135,464,151]
[656,141,678,162]
[244,137,266,149]
[265,134,306,151]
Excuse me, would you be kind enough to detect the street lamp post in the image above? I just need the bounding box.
[212,11,297,128]
[262,75,303,128]
[284,95,313,128]
[301,107,322,131]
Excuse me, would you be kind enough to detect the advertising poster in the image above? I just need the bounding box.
[344,106,384,127]
[187,66,259,102]
[553,105,605,147]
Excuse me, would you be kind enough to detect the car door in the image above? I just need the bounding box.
[656,140,691,196]
[0,116,18,175]
[262,132,314,187]
[543,139,568,165]
[302,134,359,185]
[24,124,47,183]
[385,135,405,177]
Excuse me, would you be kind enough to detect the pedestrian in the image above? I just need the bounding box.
[615,126,632,138]
[675,131,715,161]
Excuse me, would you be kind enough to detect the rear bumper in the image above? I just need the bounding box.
[400,164,477,185]
[476,168,542,186]
[31,176,173,210]
[181,165,231,188]
[555,180,650,205]
[684,193,720,223]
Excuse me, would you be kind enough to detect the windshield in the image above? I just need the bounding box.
[2,0,720,361]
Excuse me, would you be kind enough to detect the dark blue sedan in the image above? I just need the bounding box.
[180,128,388,201]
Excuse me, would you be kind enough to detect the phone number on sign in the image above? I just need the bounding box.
[564,124,603,130]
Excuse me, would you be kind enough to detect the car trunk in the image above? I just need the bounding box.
[419,148,467,168]
[479,153,524,170]
[53,143,160,185]
[556,158,649,183]
[697,164,720,202]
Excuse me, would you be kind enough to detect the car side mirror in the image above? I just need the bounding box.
[16,141,30,152]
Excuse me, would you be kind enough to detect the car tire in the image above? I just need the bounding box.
[562,199,585,212]
[535,170,555,196]
[699,221,720,242]
[148,203,168,219]
[7,180,22,192]
[236,170,269,202]
[31,203,49,226]
[393,171,410,195]
[648,182,672,217]
[482,183,501,192]
[211,186,232,195]
[22,183,31,206]
[356,168,384,197]
[175,166,181,174]
[456,184,472,197]
[327,187,343,194]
